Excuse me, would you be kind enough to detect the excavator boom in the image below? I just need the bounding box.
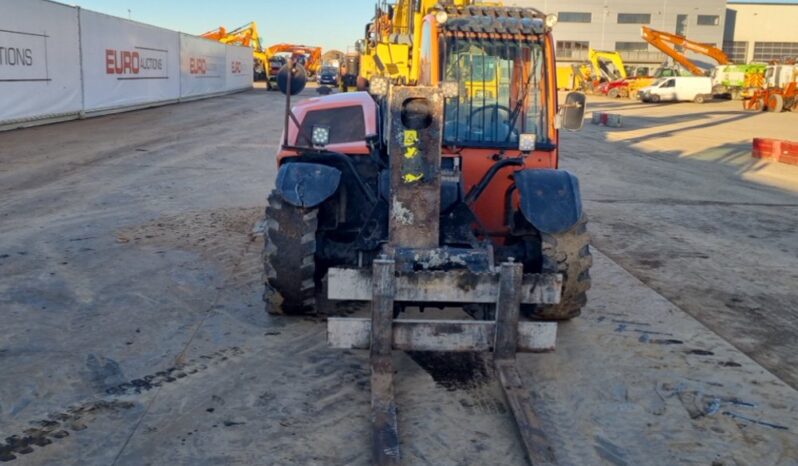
[264,43,323,75]
[641,26,730,76]
[588,48,627,80]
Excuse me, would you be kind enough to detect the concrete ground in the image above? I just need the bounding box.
[1,87,797,465]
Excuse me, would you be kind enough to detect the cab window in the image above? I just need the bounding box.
[419,20,432,84]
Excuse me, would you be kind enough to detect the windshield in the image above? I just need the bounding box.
[321,66,337,74]
[442,38,547,148]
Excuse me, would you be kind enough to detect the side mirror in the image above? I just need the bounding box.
[559,92,586,131]
[355,39,366,54]
[277,63,307,96]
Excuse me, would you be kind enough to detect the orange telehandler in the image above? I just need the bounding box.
[263,4,590,463]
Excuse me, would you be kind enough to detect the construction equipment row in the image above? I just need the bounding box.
[200,22,322,87]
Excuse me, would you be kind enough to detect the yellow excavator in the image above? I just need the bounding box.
[201,22,270,81]
[357,0,502,89]
[558,49,626,94]
[588,49,627,82]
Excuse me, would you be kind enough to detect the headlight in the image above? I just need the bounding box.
[545,14,558,28]
[441,81,459,98]
[435,10,449,25]
[312,125,330,146]
[369,76,389,97]
[519,133,536,152]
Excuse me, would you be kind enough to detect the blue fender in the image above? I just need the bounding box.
[514,169,583,234]
[276,162,342,208]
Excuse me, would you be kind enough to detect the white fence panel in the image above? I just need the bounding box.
[0,0,82,125]
[225,45,254,91]
[180,34,227,98]
[80,9,180,113]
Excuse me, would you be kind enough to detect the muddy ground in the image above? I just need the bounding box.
[1,87,796,465]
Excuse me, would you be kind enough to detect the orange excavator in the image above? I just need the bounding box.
[201,26,228,42]
[201,22,270,81]
[641,26,730,76]
[264,43,323,79]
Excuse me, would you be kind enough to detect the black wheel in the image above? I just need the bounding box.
[694,94,706,104]
[607,88,620,99]
[263,190,318,315]
[523,215,593,321]
[650,94,661,103]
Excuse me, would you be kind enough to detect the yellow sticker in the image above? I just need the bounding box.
[403,130,418,147]
[403,173,424,183]
[404,146,418,159]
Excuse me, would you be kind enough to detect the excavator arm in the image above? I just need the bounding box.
[200,27,228,42]
[641,26,730,76]
[588,49,627,80]
[264,44,323,75]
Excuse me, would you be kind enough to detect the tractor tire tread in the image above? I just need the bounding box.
[262,191,318,315]
[524,215,592,321]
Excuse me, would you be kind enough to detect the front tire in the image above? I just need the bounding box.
[768,94,784,113]
[263,191,318,315]
[523,215,593,321]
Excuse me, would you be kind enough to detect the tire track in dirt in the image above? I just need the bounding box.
[0,347,244,463]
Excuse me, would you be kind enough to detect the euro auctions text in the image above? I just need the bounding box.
[106,49,164,75]
[0,46,34,67]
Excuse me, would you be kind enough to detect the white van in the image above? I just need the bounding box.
[638,76,713,103]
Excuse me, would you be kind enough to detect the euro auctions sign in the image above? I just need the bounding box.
[0,29,50,81]
[105,47,168,79]
[187,55,224,77]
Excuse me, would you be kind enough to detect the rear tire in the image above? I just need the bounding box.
[523,215,593,321]
[263,191,318,315]
[608,88,620,99]
[768,94,784,113]
[694,94,706,104]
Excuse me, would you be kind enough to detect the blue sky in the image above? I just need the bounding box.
[70,0,798,53]
[70,0,377,52]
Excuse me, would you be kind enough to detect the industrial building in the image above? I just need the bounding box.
[508,0,798,67]
[724,2,798,63]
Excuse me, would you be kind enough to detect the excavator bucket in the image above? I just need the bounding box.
[326,86,561,465]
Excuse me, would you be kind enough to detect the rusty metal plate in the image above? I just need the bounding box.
[327,268,562,304]
[386,86,445,249]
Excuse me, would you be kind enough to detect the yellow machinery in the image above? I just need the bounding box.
[358,0,501,88]
[356,1,416,86]
[556,50,625,94]
[588,49,627,81]
[556,64,591,91]
[201,22,270,81]
[201,23,322,86]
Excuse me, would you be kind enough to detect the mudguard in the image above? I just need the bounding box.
[514,169,583,234]
[276,162,341,208]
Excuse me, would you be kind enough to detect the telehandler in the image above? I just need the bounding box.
[264,4,589,464]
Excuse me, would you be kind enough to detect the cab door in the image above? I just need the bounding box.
[659,78,677,101]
